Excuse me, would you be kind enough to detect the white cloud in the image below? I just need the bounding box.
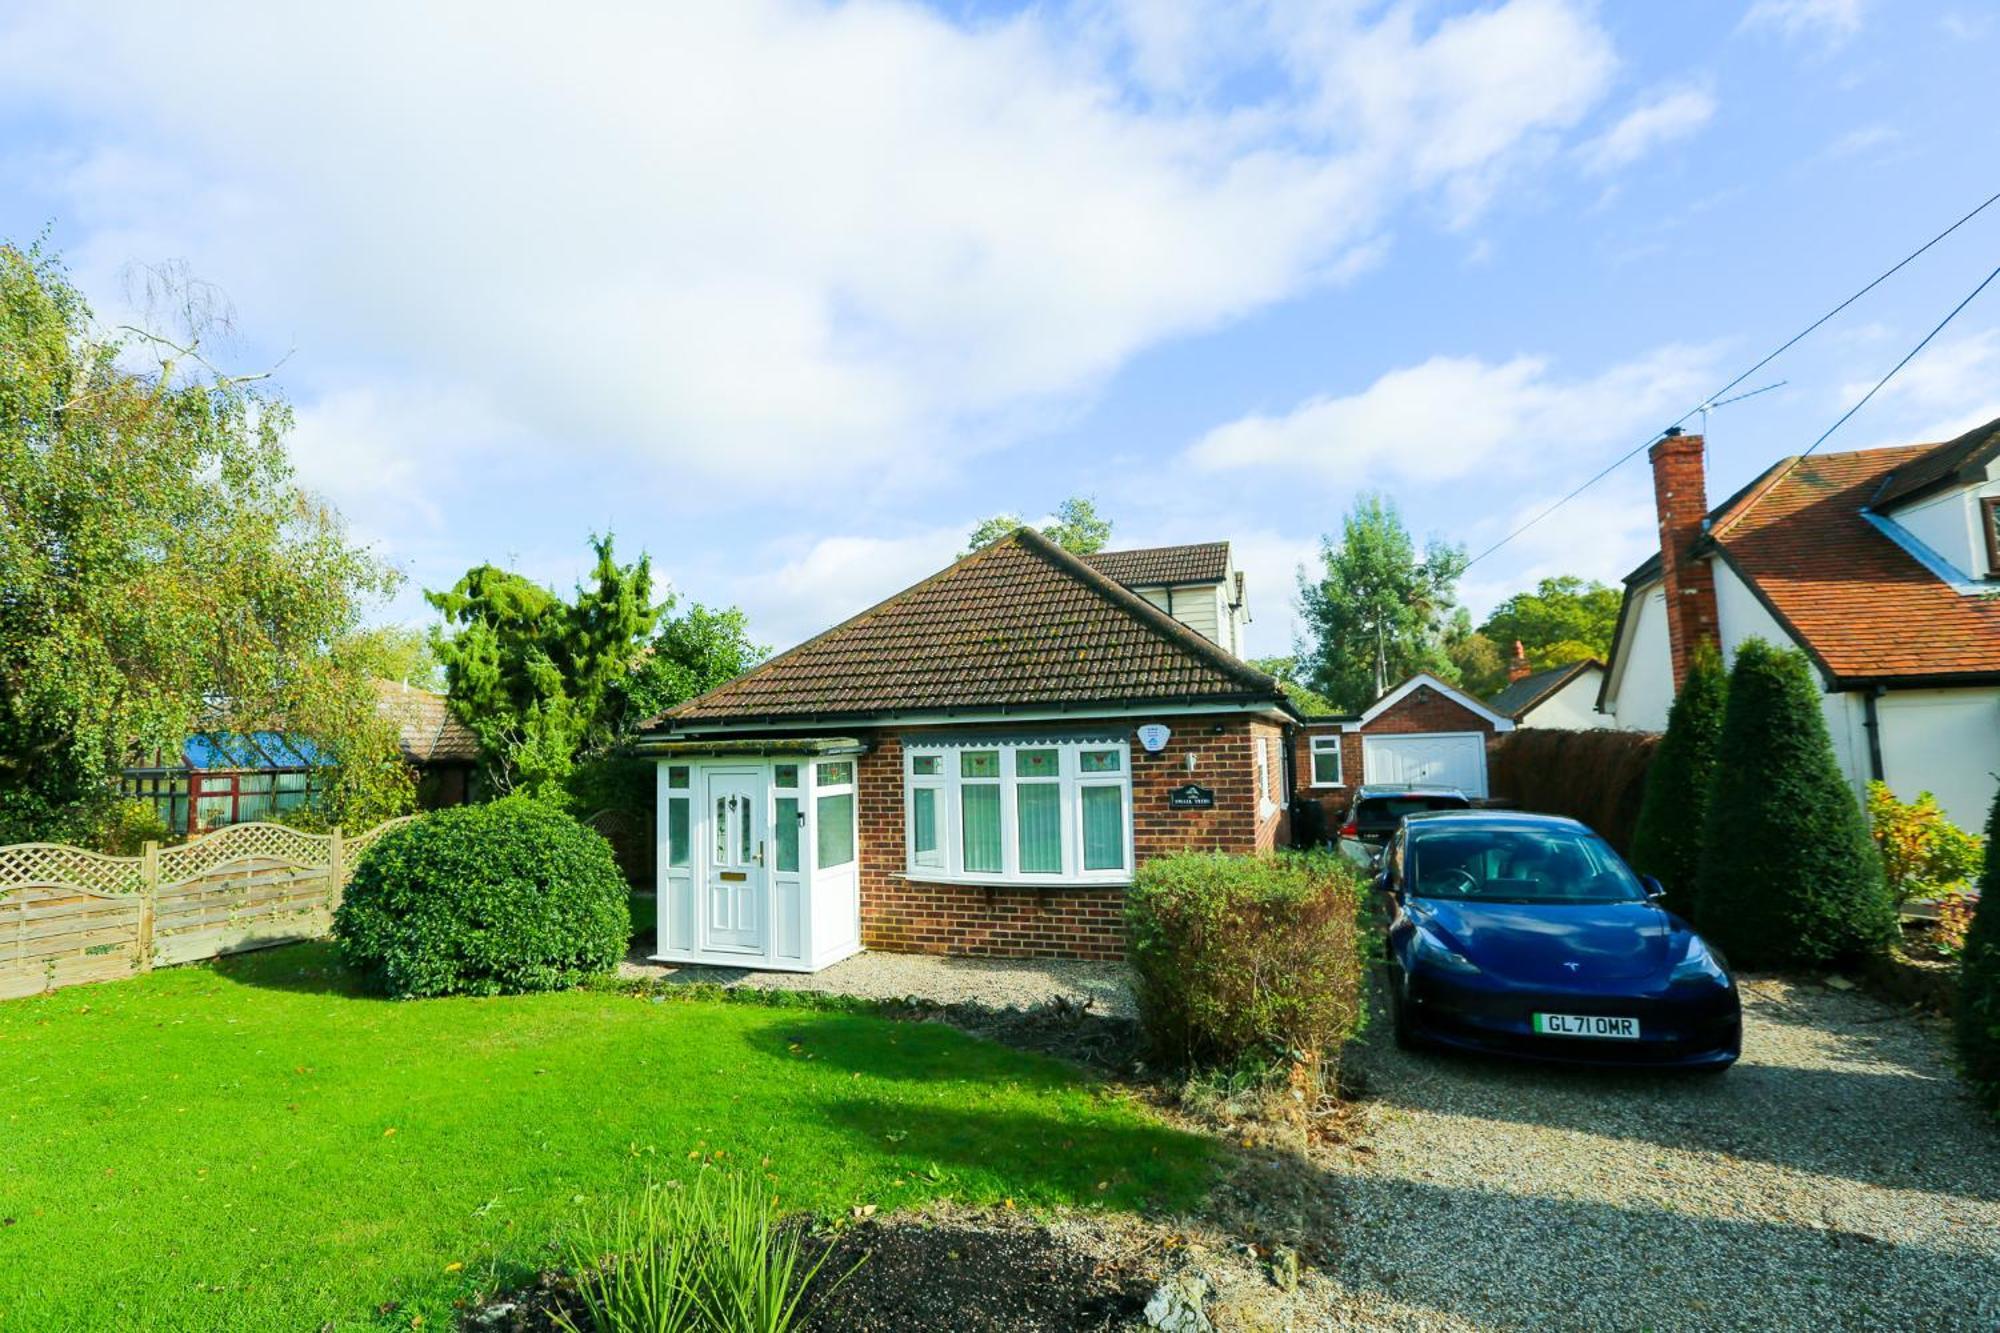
[1186,344,1720,483]
[1579,86,1717,174]
[1825,124,1899,158]
[0,0,1620,497]
[1741,0,1865,47]
[1458,479,1658,619]
[721,526,967,652]
[1841,328,2000,443]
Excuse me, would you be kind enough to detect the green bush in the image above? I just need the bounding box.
[334,796,630,998]
[1125,851,1366,1070]
[1629,639,1726,916]
[1692,640,1896,970]
[557,1170,855,1333]
[1867,781,1983,906]
[1957,788,2000,1117]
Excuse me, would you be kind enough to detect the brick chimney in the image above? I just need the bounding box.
[1647,429,1719,689]
[1507,639,1532,684]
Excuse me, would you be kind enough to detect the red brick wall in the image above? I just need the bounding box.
[1290,685,1500,830]
[1648,432,1719,689]
[854,714,1283,962]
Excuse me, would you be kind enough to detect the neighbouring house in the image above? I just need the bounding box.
[1289,673,1515,830]
[1488,644,1608,730]
[634,531,1294,969]
[118,681,480,836]
[1600,420,2000,829]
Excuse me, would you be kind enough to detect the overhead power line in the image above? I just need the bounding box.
[1463,186,2000,570]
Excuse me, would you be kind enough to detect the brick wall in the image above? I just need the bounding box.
[1648,432,1719,689]
[1290,685,1500,830]
[854,714,1283,962]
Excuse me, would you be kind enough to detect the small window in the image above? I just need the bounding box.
[774,764,798,789]
[1984,497,2000,575]
[816,792,855,868]
[775,796,800,872]
[1014,748,1059,778]
[911,787,942,868]
[1080,749,1121,774]
[1081,785,1125,871]
[1310,736,1343,787]
[960,750,999,779]
[667,766,690,790]
[911,754,940,776]
[666,799,690,868]
[816,760,853,787]
[961,785,1003,872]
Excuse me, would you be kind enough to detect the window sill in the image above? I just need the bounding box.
[1309,782,1346,789]
[894,870,1131,891]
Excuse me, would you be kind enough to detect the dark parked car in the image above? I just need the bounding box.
[1336,785,1473,867]
[1377,810,1740,1070]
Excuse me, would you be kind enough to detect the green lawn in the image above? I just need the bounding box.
[0,944,1204,1330]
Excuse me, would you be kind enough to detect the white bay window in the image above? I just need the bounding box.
[904,738,1132,885]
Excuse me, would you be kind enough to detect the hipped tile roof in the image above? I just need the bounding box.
[1081,542,1230,586]
[1702,441,2000,682]
[374,680,481,763]
[1489,659,1602,719]
[658,530,1283,726]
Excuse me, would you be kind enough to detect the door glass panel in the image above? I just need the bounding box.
[775,797,799,872]
[1083,786,1125,871]
[738,795,752,863]
[911,787,940,867]
[716,797,729,862]
[667,799,690,868]
[961,785,1002,873]
[816,793,854,868]
[1016,783,1061,872]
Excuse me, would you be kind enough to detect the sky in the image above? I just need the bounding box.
[4,0,2000,660]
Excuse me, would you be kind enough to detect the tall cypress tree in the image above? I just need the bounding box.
[1692,640,1896,969]
[1630,640,1727,918]
[1957,787,2000,1116]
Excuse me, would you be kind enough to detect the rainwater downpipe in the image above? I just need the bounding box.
[1861,685,1886,783]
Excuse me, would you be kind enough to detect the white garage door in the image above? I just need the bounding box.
[1362,732,1488,798]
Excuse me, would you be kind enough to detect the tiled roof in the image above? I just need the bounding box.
[659,530,1283,726]
[1082,542,1230,587]
[1488,660,1600,719]
[1705,442,2000,682]
[374,680,481,763]
[1869,414,2000,510]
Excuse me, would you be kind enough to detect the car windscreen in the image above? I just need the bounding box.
[1406,826,1644,904]
[1355,795,1470,827]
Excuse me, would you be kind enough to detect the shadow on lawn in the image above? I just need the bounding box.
[203,940,385,998]
[738,1009,1102,1096]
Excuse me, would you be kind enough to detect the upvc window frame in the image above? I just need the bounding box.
[1309,735,1344,788]
[903,738,1133,887]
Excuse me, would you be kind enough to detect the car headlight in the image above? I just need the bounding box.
[1414,929,1479,975]
[1670,936,1730,986]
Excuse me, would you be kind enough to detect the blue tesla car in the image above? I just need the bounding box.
[1377,810,1740,1070]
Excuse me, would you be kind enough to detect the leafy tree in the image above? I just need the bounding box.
[617,602,768,735]
[964,495,1112,556]
[1629,640,1726,917]
[1479,575,1621,668]
[1692,640,1897,969]
[1444,615,1509,699]
[1296,494,1467,711]
[427,537,657,798]
[1251,656,1340,716]
[1957,787,2000,1116]
[0,240,404,842]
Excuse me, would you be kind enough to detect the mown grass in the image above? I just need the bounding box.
[0,943,1204,1330]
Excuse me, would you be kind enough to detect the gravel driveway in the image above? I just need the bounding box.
[1314,977,2000,1331]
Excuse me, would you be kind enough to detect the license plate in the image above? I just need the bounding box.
[1533,1013,1639,1039]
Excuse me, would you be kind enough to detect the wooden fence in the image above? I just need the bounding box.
[0,817,415,1000]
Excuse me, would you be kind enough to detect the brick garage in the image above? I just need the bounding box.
[1292,673,1512,830]
[855,716,1287,961]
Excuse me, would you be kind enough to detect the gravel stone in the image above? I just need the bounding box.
[1313,976,2000,1331]
[619,947,1137,1018]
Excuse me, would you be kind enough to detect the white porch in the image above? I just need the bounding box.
[649,741,864,974]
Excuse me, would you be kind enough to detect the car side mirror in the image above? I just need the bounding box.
[1641,874,1666,901]
[1373,869,1397,895]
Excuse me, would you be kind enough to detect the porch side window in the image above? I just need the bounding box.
[814,760,856,869]
[1310,735,1342,787]
[664,765,691,868]
[904,739,1131,884]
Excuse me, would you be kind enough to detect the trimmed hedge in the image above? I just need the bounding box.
[1125,851,1366,1070]
[335,797,631,998]
[1692,640,1896,970]
[1488,728,1659,856]
[1629,639,1726,917]
[1957,787,2000,1116]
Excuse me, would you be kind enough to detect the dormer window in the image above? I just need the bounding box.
[1984,497,2000,576]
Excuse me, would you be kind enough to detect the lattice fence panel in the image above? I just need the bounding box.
[0,844,146,897]
[158,822,331,886]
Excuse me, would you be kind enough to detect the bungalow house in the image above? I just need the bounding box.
[1599,419,2000,829]
[634,530,1293,969]
[1488,646,1608,730]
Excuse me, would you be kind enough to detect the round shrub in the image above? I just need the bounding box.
[1956,786,2000,1117]
[334,797,631,998]
[1692,640,1896,970]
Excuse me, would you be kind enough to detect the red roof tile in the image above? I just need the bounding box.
[1082,542,1230,586]
[657,530,1281,726]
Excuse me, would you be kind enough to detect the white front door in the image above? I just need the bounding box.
[1362,732,1489,797]
[703,769,766,954]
